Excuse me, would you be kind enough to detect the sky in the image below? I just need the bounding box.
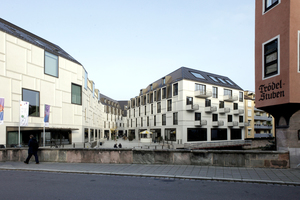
[1,0,255,100]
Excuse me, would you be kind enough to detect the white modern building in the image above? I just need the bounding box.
[0,18,127,147]
[125,67,246,146]
[0,18,246,148]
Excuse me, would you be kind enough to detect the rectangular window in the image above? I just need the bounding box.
[22,88,40,117]
[211,128,227,141]
[247,101,252,107]
[167,99,172,111]
[141,117,143,127]
[173,83,178,96]
[154,115,156,126]
[265,0,279,12]
[195,112,201,121]
[264,37,279,78]
[188,128,207,142]
[186,97,193,105]
[248,109,252,117]
[71,83,82,105]
[144,106,146,115]
[157,102,161,113]
[45,51,58,77]
[228,115,232,122]
[213,87,218,98]
[173,112,178,125]
[219,101,224,109]
[154,91,157,101]
[147,116,149,126]
[151,104,153,114]
[205,99,211,107]
[162,114,166,125]
[157,89,161,101]
[162,87,166,99]
[150,93,153,103]
[212,114,218,122]
[162,78,165,85]
[224,89,232,96]
[147,94,149,103]
[239,116,244,123]
[239,92,243,102]
[195,84,206,92]
[233,103,238,110]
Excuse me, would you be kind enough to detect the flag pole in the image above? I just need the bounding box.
[43,123,45,147]
[18,100,20,147]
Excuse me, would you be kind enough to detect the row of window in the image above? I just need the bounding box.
[130,85,243,110]
[128,113,178,128]
[22,84,82,117]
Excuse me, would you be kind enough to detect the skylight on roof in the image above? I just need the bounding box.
[225,79,234,85]
[217,78,227,84]
[190,72,205,79]
[209,76,219,82]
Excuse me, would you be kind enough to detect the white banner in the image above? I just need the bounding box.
[20,101,29,126]
[44,104,50,127]
[0,97,4,125]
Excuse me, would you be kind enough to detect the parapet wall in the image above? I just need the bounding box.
[0,148,290,169]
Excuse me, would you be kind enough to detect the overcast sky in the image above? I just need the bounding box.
[1,0,255,100]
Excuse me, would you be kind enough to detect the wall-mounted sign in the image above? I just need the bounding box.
[258,80,285,101]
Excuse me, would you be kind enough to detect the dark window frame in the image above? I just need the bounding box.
[167,99,172,111]
[213,87,218,98]
[22,88,40,117]
[195,112,201,121]
[71,83,82,105]
[173,112,178,125]
[44,51,59,78]
[212,114,218,122]
[264,0,279,12]
[173,83,178,96]
[162,114,166,126]
[264,38,279,78]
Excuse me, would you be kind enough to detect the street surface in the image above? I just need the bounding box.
[0,170,299,200]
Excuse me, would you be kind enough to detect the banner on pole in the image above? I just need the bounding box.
[0,98,4,125]
[20,101,29,126]
[44,104,50,127]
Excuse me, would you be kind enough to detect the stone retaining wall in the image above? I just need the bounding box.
[0,148,290,168]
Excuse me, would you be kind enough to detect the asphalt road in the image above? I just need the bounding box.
[0,170,299,200]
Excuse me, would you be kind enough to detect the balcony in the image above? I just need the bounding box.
[223,95,238,102]
[205,106,217,113]
[233,109,244,115]
[254,115,272,121]
[254,124,272,129]
[195,90,212,98]
[186,104,199,111]
[212,120,224,127]
[227,121,238,127]
[194,120,207,127]
[219,107,230,114]
[239,122,250,127]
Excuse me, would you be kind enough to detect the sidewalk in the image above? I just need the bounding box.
[0,161,299,186]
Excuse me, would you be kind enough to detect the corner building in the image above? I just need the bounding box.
[255,0,300,167]
[0,18,118,146]
[126,67,246,146]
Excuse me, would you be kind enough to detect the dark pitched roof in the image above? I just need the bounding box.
[144,67,243,93]
[0,18,81,65]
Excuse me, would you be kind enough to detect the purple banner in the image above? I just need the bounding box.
[0,98,4,125]
[44,104,50,127]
